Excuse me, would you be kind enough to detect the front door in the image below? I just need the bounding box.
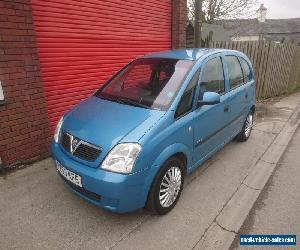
[192,56,232,167]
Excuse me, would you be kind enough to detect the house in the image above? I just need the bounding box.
[0,0,187,169]
[186,21,230,47]
[187,4,300,46]
[221,4,300,44]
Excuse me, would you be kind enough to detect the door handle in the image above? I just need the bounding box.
[245,93,248,99]
[224,105,229,112]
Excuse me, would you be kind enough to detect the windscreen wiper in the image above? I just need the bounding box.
[100,95,149,109]
[118,97,150,109]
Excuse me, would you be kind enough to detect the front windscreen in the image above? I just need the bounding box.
[96,58,194,110]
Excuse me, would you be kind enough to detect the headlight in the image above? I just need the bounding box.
[101,143,141,174]
[54,117,63,143]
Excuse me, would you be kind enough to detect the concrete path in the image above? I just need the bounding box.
[1,92,300,250]
[232,125,300,250]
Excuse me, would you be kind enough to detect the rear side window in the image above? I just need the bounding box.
[239,57,252,82]
[199,57,225,96]
[225,56,244,89]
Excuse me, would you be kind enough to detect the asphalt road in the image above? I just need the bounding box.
[0,93,299,250]
[232,125,300,250]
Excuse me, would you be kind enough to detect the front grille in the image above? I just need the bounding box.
[61,131,71,151]
[60,131,101,162]
[73,143,101,161]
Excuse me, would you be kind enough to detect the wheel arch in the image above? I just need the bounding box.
[172,152,188,174]
[141,143,191,207]
[150,143,191,174]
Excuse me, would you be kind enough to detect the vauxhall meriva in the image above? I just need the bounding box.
[52,49,255,214]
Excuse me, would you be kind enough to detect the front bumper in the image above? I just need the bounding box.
[51,142,150,213]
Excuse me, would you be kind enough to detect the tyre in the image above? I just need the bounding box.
[236,111,254,142]
[146,156,185,215]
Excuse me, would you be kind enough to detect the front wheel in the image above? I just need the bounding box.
[146,157,185,215]
[236,111,253,142]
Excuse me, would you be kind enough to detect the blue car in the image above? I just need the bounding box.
[51,49,255,214]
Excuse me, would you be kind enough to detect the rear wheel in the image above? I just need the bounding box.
[236,111,253,142]
[146,157,185,215]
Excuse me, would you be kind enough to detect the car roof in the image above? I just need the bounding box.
[143,48,232,61]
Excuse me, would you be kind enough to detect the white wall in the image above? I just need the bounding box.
[231,36,260,41]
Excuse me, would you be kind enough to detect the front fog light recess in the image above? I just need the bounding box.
[101,143,141,174]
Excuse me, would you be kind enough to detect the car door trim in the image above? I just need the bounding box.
[195,110,245,147]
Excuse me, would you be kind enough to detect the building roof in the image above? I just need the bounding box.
[218,18,300,37]
[144,49,223,61]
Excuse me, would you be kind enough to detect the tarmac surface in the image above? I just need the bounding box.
[233,125,300,250]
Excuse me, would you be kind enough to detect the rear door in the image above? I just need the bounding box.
[239,56,256,110]
[223,55,248,135]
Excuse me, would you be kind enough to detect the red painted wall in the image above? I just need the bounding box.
[30,0,172,131]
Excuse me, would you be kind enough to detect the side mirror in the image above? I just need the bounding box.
[198,92,220,106]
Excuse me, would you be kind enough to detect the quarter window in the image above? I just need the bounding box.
[175,71,199,118]
[199,57,225,96]
[239,57,252,83]
[225,56,244,89]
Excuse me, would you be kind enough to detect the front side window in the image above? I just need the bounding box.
[96,58,194,110]
[198,57,225,100]
[239,57,252,83]
[225,55,244,89]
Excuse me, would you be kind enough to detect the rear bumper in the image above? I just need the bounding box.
[51,142,150,213]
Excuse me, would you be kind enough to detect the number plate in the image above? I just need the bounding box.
[56,161,82,187]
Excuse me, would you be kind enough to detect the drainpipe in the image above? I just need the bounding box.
[0,157,4,175]
[194,0,203,47]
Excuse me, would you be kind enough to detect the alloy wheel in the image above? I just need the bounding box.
[244,113,253,138]
[159,166,182,208]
